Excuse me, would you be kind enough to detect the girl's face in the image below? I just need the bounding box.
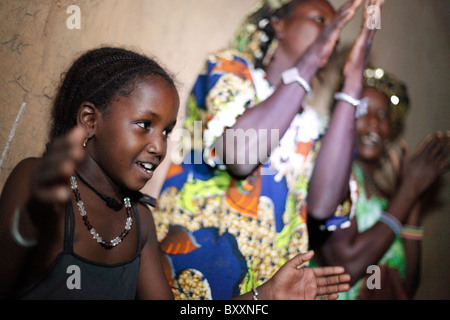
[275,0,335,64]
[91,76,179,191]
[356,87,392,162]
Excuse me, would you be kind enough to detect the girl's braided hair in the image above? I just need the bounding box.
[50,47,175,140]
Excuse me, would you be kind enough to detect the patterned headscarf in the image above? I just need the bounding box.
[363,67,410,139]
[232,0,302,68]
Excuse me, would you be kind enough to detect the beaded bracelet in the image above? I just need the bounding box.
[401,225,423,240]
[379,211,402,236]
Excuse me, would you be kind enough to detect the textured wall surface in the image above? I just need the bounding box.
[0,0,448,299]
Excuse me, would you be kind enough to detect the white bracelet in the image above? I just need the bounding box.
[281,67,312,94]
[252,287,259,300]
[334,92,369,119]
[11,208,37,248]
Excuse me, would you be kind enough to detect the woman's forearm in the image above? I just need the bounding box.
[218,55,321,178]
[307,81,362,220]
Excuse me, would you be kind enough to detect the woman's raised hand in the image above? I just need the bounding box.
[305,0,364,68]
[400,131,450,199]
[343,0,384,80]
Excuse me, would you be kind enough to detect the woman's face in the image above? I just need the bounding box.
[274,0,335,64]
[90,76,179,191]
[356,87,392,162]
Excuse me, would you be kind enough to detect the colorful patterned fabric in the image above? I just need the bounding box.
[153,49,356,300]
[336,163,407,300]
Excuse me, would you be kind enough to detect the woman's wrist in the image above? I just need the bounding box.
[253,282,273,300]
[340,79,363,99]
[397,177,421,202]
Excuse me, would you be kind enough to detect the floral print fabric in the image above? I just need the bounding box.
[153,49,356,300]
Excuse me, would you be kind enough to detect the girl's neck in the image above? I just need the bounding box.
[76,154,124,201]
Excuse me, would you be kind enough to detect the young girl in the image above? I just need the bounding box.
[0,47,179,299]
[0,47,350,299]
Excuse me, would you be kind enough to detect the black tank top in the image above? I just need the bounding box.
[19,200,142,300]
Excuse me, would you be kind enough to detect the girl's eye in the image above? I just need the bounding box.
[163,129,173,137]
[137,121,151,130]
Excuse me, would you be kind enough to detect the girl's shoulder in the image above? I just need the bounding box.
[10,156,40,174]
[1,157,40,199]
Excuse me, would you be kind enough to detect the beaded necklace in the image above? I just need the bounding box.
[76,173,123,211]
[70,176,132,249]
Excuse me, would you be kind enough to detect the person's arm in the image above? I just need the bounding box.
[215,0,364,179]
[307,0,382,219]
[315,132,449,286]
[135,205,174,300]
[0,158,39,298]
[0,126,86,298]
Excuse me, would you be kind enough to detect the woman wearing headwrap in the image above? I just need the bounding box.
[309,67,450,299]
[153,0,381,299]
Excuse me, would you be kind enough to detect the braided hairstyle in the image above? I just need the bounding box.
[50,47,176,140]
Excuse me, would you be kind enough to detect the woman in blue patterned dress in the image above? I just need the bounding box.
[153,0,380,300]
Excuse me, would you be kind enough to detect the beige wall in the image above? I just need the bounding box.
[0,0,448,299]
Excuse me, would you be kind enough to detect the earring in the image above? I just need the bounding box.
[83,137,89,147]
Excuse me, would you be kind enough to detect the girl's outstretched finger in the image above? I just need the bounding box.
[30,125,87,206]
[67,125,88,164]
